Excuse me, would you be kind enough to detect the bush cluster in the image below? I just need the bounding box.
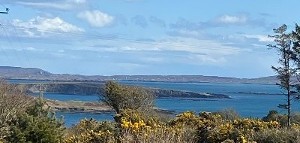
[64,119,116,143]
[64,110,300,143]
[0,81,64,143]
[3,80,300,143]
[63,81,300,143]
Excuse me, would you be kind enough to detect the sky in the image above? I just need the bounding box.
[0,0,299,78]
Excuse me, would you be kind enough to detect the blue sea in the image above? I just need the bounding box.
[32,81,300,127]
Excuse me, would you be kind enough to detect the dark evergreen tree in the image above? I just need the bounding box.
[268,24,296,127]
[291,24,300,97]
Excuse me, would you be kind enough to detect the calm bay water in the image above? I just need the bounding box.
[121,81,300,117]
[33,81,300,127]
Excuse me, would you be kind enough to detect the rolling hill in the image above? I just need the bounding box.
[0,66,278,84]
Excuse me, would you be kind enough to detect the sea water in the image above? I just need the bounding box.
[37,81,300,127]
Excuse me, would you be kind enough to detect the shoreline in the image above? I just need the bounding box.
[45,99,175,115]
[45,100,114,114]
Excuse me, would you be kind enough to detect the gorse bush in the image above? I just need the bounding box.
[195,112,280,143]
[64,119,116,143]
[64,110,291,143]
[117,109,196,143]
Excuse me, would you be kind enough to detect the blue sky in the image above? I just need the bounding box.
[0,0,298,78]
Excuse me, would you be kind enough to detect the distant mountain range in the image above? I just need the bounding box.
[0,66,279,84]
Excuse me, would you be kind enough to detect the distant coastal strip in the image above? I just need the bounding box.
[22,82,231,99]
[45,99,175,115]
[45,100,113,114]
[16,81,230,114]
[0,66,281,84]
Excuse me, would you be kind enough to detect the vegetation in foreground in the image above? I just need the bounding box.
[62,81,300,143]
[3,23,300,142]
[2,80,300,143]
[64,110,300,143]
[0,81,64,143]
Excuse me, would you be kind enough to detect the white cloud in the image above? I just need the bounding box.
[187,54,227,65]
[73,36,245,65]
[156,38,243,57]
[17,2,71,10]
[80,37,244,56]
[12,16,84,37]
[243,34,274,42]
[215,15,247,24]
[16,0,87,10]
[78,10,114,27]
[70,0,86,4]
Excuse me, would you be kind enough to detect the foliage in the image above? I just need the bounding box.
[64,110,292,143]
[78,78,300,142]
[64,119,116,143]
[196,113,280,143]
[0,81,34,141]
[262,110,287,125]
[5,99,65,143]
[213,108,240,121]
[101,81,155,114]
[115,109,162,127]
[169,111,280,143]
[292,24,300,73]
[67,118,115,135]
[253,126,300,143]
[268,24,296,126]
[263,110,300,127]
[118,110,196,143]
[170,111,201,126]
[291,24,300,106]
[0,81,65,142]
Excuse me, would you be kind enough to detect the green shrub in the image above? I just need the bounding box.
[0,81,34,140]
[101,81,155,114]
[214,108,240,121]
[67,118,116,135]
[253,127,300,143]
[5,99,65,143]
[64,119,116,143]
[263,110,300,126]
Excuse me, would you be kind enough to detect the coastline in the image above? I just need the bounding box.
[45,99,114,114]
[45,99,175,115]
